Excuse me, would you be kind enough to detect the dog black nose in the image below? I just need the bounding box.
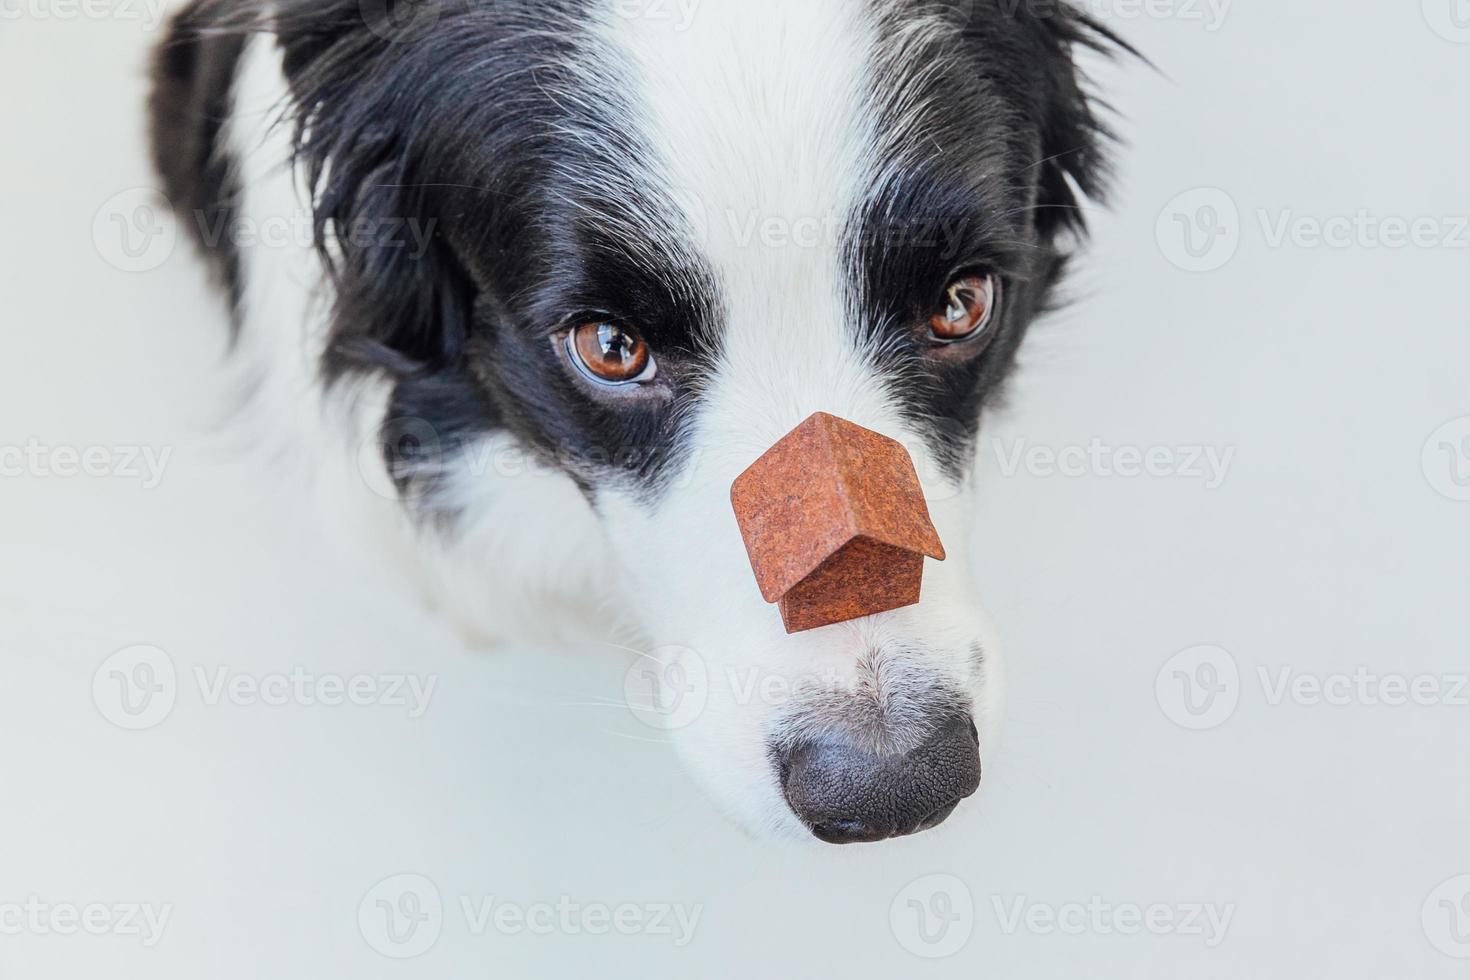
[779,715,981,844]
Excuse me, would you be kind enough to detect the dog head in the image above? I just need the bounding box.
[272,0,1121,842]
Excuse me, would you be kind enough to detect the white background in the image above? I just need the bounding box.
[2,1,1469,977]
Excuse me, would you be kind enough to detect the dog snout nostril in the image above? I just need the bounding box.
[811,818,889,846]
[780,715,981,845]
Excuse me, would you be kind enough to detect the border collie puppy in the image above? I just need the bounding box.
[150,0,1123,843]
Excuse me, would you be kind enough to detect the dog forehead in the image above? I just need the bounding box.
[597,0,874,237]
[596,0,905,426]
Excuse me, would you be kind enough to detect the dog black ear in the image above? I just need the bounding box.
[1033,8,1133,239]
[266,0,479,379]
[960,1,1134,239]
[149,0,473,380]
[149,0,250,311]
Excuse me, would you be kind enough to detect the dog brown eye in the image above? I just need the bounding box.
[930,274,998,342]
[568,321,655,385]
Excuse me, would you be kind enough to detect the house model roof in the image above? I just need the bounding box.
[730,412,946,611]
